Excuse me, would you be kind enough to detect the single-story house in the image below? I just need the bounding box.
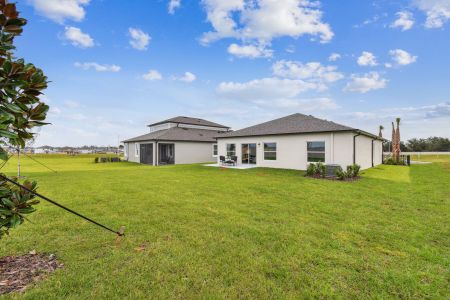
[216,113,385,170]
[123,116,230,165]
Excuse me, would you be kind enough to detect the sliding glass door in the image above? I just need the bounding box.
[241,143,257,164]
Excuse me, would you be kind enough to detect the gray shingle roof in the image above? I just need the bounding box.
[123,127,227,143]
[218,113,357,138]
[148,116,229,129]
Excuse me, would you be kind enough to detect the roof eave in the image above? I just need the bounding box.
[215,129,356,139]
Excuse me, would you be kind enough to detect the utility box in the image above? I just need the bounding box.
[325,164,341,177]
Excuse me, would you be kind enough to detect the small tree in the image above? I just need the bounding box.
[378,125,384,138]
[394,118,401,162]
[0,1,49,239]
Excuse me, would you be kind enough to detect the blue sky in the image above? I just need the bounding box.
[16,0,450,146]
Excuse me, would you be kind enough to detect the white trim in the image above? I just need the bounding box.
[226,143,236,157]
[306,141,325,163]
[212,144,218,157]
[263,142,277,161]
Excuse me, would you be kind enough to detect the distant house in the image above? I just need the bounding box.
[123,116,230,165]
[215,113,385,170]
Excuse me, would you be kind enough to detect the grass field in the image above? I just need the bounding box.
[1,154,449,299]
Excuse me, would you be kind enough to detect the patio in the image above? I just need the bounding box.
[203,163,258,169]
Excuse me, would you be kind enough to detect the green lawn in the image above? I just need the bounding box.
[1,154,449,299]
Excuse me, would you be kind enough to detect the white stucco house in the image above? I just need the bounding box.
[123,116,230,165]
[215,113,385,170]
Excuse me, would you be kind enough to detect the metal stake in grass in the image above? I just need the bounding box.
[0,174,125,238]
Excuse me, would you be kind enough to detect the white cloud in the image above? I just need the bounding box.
[217,77,318,100]
[253,97,339,111]
[174,72,196,82]
[128,28,150,50]
[168,0,181,14]
[389,49,417,66]
[344,72,387,93]
[391,11,414,31]
[142,70,163,81]
[67,113,88,121]
[28,0,90,23]
[64,100,80,108]
[216,75,337,111]
[285,45,296,53]
[357,51,377,66]
[74,62,121,72]
[227,43,273,58]
[413,0,450,28]
[272,60,344,84]
[200,0,333,47]
[341,102,450,139]
[328,53,341,61]
[64,26,94,48]
[49,107,62,115]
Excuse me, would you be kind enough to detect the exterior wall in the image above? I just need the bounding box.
[124,141,156,164]
[178,123,228,131]
[149,123,176,132]
[217,132,382,170]
[124,141,216,165]
[354,135,383,169]
[157,141,216,164]
[373,140,383,166]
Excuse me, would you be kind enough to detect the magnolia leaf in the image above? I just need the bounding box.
[0,147,7,160]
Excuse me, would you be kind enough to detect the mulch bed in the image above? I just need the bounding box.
[305,175,361,182]
[0,251,63,295]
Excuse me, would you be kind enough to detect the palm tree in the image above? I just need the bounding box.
[378,125,384,138]
[395,118,401,162]
[391,122,395,155]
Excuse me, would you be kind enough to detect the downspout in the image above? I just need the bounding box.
[371,139,374,167]
[155,140,158,166]
[353,132,361,165]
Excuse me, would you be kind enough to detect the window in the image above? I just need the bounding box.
[135,143,139,157]
[264,143,277,160]
[212,144,218,157]
[226,144,236,157]
[307,141,325,162]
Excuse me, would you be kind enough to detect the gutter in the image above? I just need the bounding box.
[353,132,361,164]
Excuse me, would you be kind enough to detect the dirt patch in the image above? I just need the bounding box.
[0,251,63,295]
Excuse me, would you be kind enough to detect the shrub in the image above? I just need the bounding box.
[384,158,405,165]
[94,157,99,163]
[316,162,326,178]
[352,164,361,177]
[306,163,316,176]
[335,166,346,180]
[346,165,354,178]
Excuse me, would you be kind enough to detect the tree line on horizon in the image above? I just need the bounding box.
[383,136,450,152]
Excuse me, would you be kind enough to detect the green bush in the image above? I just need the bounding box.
[352,164,361,177]
[0,178,40,238]
[335,164,361,180]
[94,157,99,163]
[346,165,354,177]
[316,162,326,178]
[335,166,346,180]
[306,163,316,176]
[384,158,405,165]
